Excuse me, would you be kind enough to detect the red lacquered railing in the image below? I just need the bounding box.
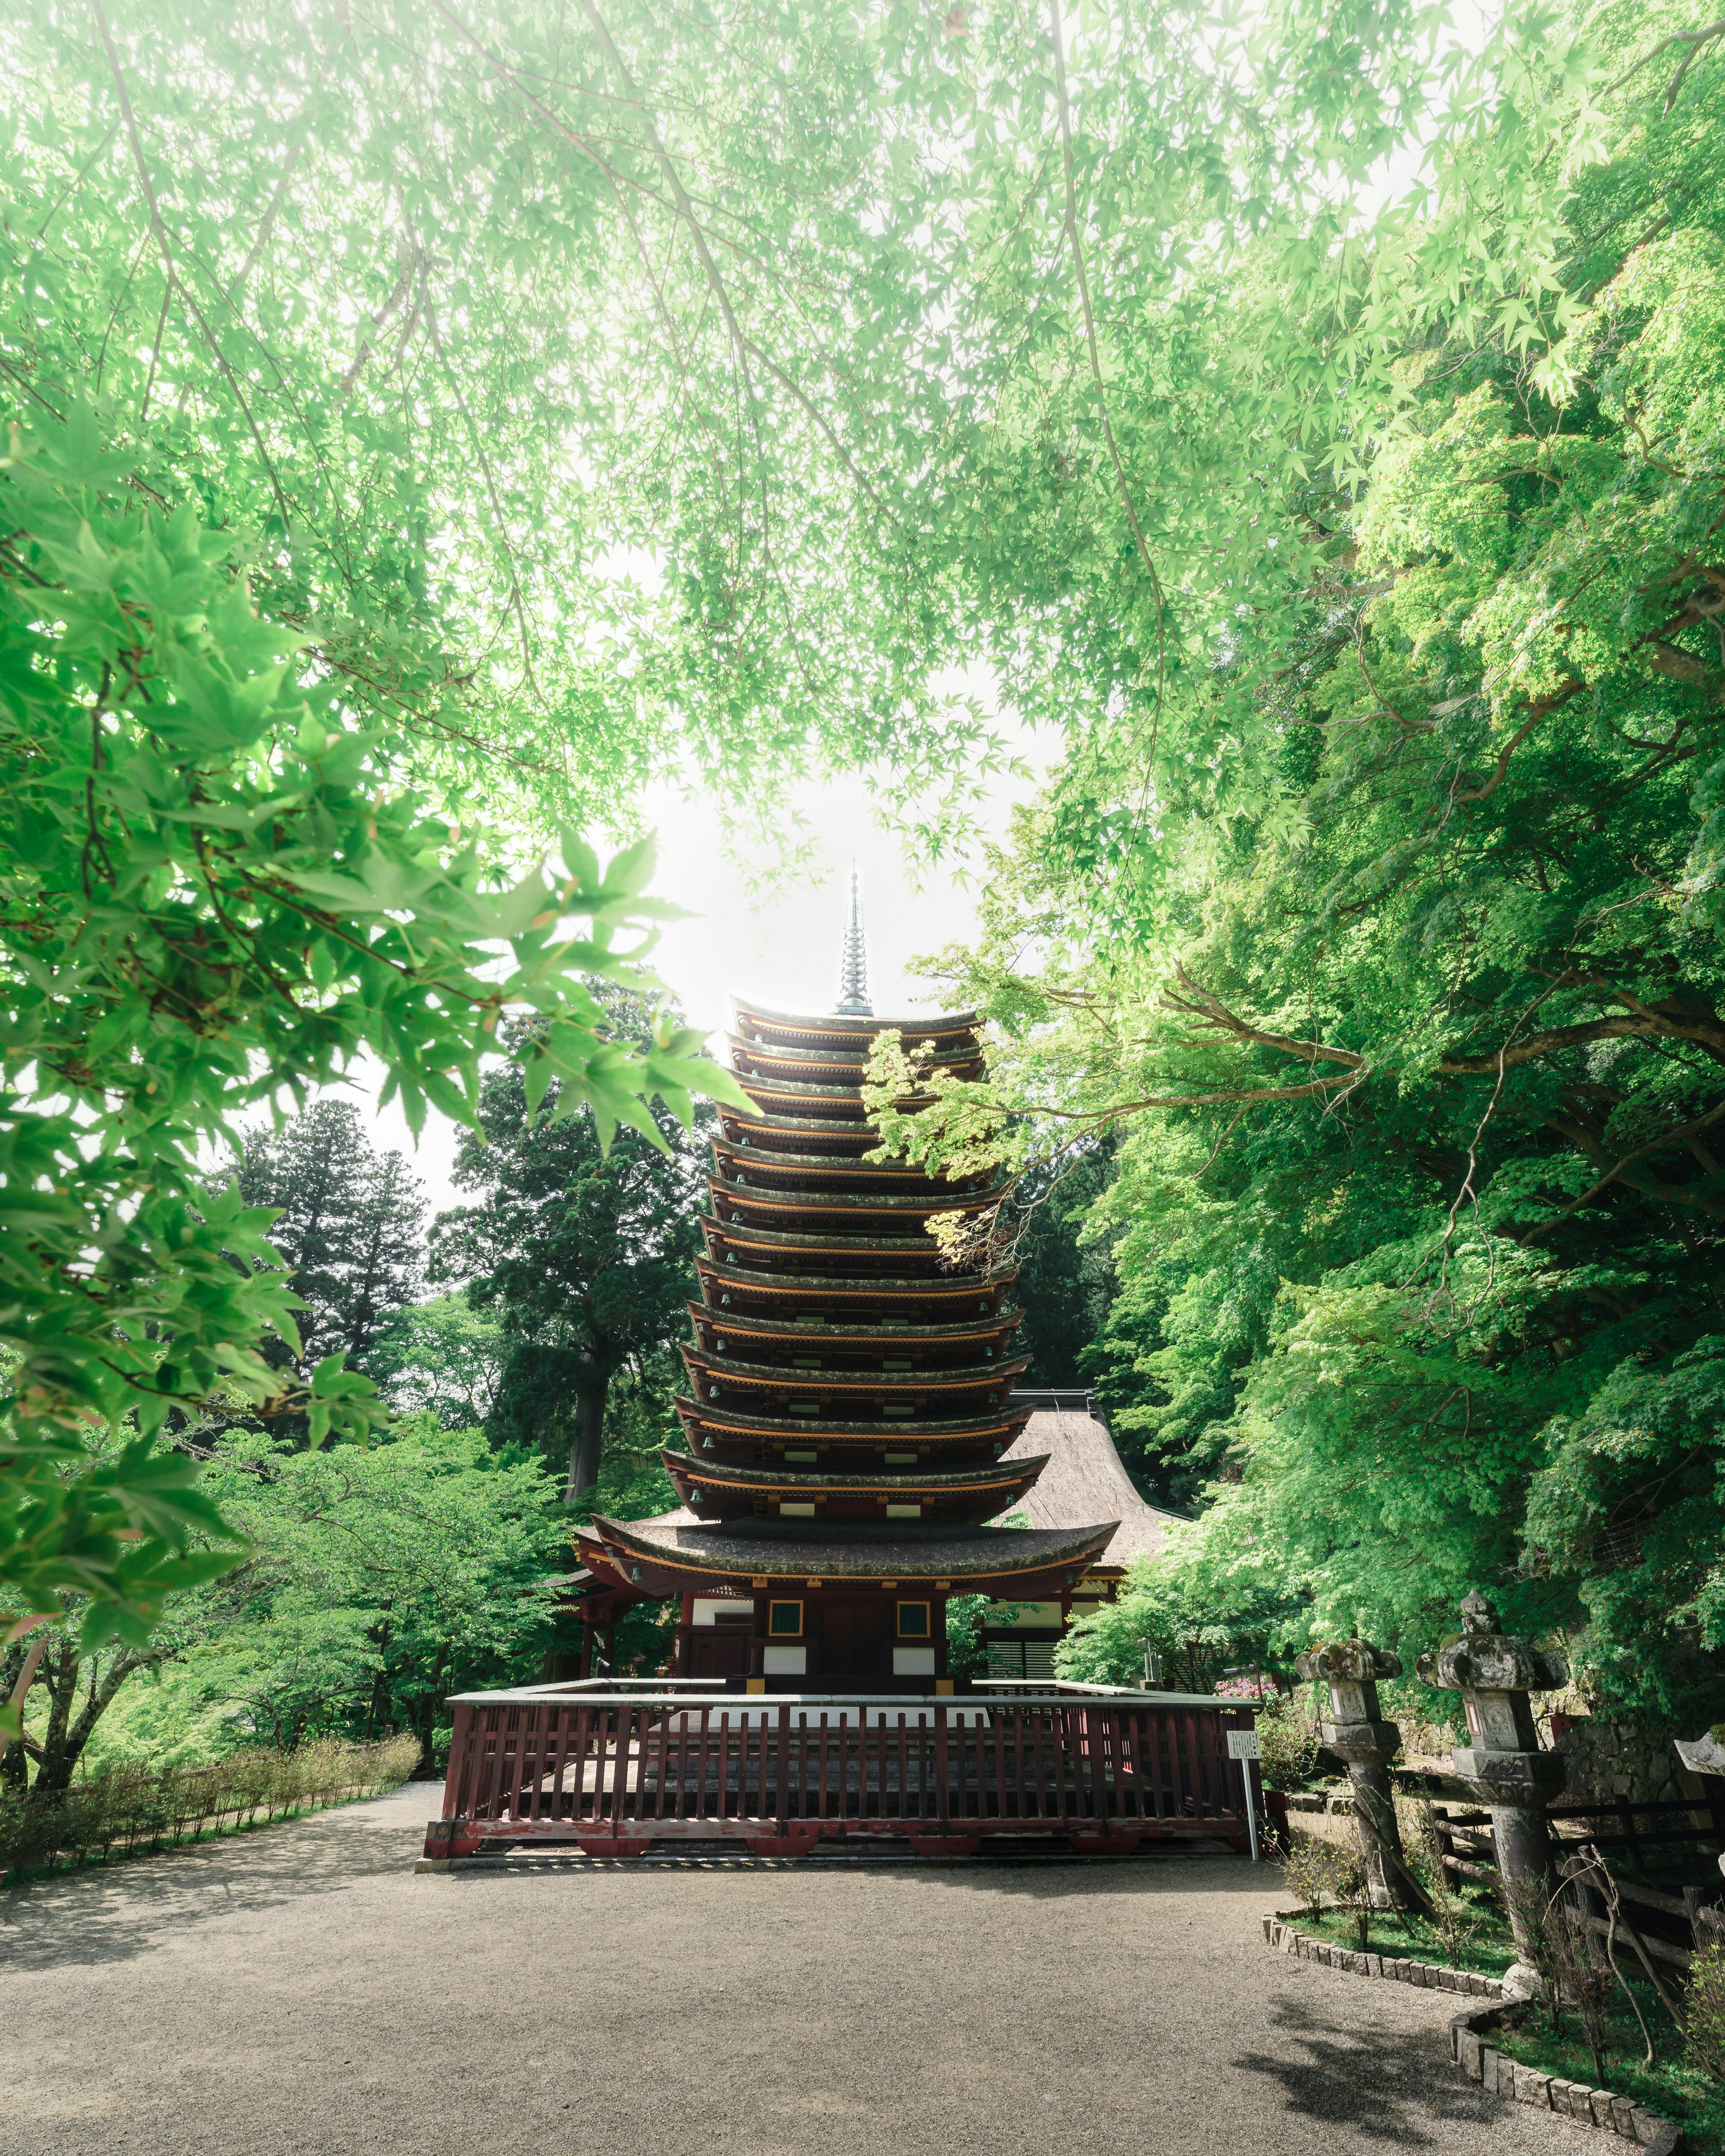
[424,1683,1266,1860]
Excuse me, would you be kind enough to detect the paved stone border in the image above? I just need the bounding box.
[1261,1912,1509,1997]
[1448,1998,1682,2152]
[1262,1913,1685,2151]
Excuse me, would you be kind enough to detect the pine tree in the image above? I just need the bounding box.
[231,1103,426,1378]
[430,1020,711,1503]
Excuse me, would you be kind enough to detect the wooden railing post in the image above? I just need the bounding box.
[443,1702,473,1819]
[776,1702,790,1833]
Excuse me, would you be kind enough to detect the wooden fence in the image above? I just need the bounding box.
[425,1684,1263,1860]
[1429,1801,1725,1972]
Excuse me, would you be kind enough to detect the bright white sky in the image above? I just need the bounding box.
[346,674,1056,1220]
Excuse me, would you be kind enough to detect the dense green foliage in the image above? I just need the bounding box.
[8,0,1725,1770]
[0,419,741,1666]
[0,0,1022,840]
[8,1418,570,1780]
[862,0,1725,1726]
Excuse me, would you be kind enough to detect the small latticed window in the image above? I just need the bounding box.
[896,1601,930,1640]
[768,1600,804,1637]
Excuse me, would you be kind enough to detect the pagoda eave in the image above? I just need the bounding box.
[726,1033,984,1078]
[732,1078,942,1114]
[661,1449,1049,1503]
[673,1396,1035,1448]
[732,997,980,1040]
[699,1221,966,1269]
[706,1179,1007,1219]
[718,1111,887,1144]
[686,1300,1026,1348]
[586,1514,1116,1601]
[681,1348,1032,1396]
[694,1259,1018,1308]
[711,1141,964,1189]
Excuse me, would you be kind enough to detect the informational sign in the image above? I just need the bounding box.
[1226,1728,1262,1761]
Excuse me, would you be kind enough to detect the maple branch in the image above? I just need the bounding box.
[1519,1099,1725,1245]
[1048,0,1166,731]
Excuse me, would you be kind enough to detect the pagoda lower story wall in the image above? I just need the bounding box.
[676,1588,954,1691]
[673,1582,1128,1691]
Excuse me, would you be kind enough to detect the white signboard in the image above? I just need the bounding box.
[1226,1728,1261,1761]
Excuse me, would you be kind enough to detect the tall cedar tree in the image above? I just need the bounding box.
[232,1103,427,1381]
[432,1029,712,1502]
[1010,1144,1119,1391]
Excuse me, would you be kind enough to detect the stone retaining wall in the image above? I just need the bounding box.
[1554,1715,1707,1811]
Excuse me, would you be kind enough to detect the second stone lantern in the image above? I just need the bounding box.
[1417,1588,1569,1986]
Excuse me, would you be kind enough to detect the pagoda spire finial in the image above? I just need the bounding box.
[834,862,872,1016]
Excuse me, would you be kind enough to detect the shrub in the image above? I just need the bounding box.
[1254,1692,1321,1792]
[1404,1796,1483,1969]
[0,1734,420,1882]
[1282,1829,1371,1945]
[1685,1934,1725,2085]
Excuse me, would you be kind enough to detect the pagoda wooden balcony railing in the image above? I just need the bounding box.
[423,1683,1269,1862]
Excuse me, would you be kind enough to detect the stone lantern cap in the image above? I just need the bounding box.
[1293,1635,1402,1771]
[1415,1591,1568,1695]
[1294,1639,1402,1686]
[1676,1731,1725,1778]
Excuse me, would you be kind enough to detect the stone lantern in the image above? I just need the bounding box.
[1294,1636,1426,1912]
[1417,1589,1568,1982]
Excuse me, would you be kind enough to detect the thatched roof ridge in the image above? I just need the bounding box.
[997,1406,1187,1568]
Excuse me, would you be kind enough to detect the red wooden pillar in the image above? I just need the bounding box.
[673,1591,695,1675]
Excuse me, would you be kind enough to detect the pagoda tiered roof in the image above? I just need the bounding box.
[685,1300,1024,1359]
[726,1034,985,1083]
[680,1347,1031,1419]
[672,1395,1035,1461]
[711,1139,970,1194]
[699,1218,964,1272]
[732,996,981,1046]
[704,1178,1008,1234]
[571,946,1123,1689]
[716,1110,882,1153]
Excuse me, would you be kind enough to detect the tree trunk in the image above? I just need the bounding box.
[28,1643,152,1796]
[0,1635,42,1785]
[564,1371,611,1503]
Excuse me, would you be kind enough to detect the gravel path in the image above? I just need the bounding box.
[1,1785,1579,2156]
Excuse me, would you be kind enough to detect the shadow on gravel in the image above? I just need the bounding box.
[1230,1994,1504,2147]
[870,1852,1280,1907]
[0,1787,429,1974]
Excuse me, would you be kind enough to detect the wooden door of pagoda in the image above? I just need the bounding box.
[689,1627,750,1679]
[818,1599,891,1682]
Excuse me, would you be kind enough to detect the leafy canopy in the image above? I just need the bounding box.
[873,0,1725,1716]
[0,415,748,1657]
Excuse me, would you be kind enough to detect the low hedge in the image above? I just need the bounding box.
[1,1732,421,1881]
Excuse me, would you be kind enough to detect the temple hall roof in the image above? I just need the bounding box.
[996,1403,1188,1569]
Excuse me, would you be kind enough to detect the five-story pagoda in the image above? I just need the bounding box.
[575,875,1118,1692]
